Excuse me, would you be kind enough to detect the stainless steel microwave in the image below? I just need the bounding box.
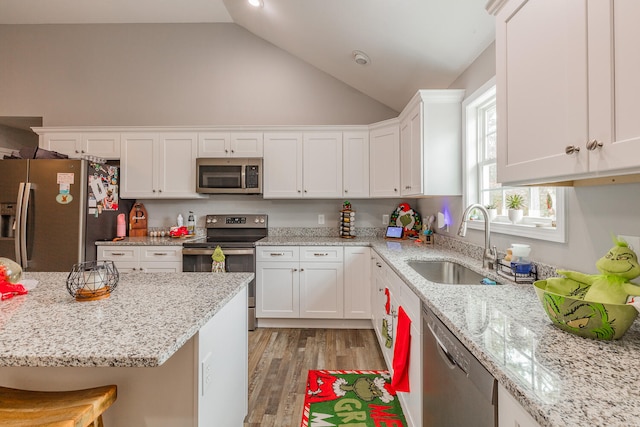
[196,158,262,194]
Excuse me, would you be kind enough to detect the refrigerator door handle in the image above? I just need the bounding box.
[14,182,26,267]
[17,182,31,269]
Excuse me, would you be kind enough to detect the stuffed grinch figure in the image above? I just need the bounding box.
[545,237,640,304]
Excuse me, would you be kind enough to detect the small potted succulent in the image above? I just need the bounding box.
[506,194,525,224]
[485,203,498,222]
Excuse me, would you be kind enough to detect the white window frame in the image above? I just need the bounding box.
[462,77,567,243]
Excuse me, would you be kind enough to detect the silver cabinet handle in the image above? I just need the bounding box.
[153,253,167,256]
[270,253,285,257]
[313,253,328,257]
[586,139,603,150]
[111,252,126,256]
[565,145,580,155]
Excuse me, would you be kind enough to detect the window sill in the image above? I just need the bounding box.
[467,219,566,243]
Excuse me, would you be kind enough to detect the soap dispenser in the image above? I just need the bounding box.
[187,211,195,235]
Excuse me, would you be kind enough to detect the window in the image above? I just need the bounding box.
[463,78,566,243]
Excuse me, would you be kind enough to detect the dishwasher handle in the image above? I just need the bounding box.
[427,320,468,376]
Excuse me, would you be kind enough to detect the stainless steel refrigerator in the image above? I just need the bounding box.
[0,159,134,272]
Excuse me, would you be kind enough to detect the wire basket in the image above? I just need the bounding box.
[66,260,119,301]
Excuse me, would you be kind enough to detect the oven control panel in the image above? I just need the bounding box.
[205,214,267,228]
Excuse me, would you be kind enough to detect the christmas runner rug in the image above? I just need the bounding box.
[301,370,408,427]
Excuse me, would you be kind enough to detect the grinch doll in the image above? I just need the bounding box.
[546,237,640,304]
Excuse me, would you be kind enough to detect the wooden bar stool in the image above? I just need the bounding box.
[0,384,117,427]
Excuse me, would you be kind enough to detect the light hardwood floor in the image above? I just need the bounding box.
[244,328,386,427]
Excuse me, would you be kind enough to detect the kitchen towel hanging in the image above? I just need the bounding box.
[382,287,393,348]
[391,305,411,393]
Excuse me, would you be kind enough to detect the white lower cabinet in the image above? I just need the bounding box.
[97,245,182,272]
[498,383,541,427]
[370,252,422,427]
[344,246,371,318]
[257,246,373,320]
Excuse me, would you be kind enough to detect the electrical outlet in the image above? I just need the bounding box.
[318,214,325,225]
[619,235,640,252]
[382,214,389,225]
[201,353,213,396]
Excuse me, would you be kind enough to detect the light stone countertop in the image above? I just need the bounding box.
[0,271,252,368]
[95,235,205,246]
[257,236,640,427]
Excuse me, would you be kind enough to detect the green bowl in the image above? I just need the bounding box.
[534,280,638,340]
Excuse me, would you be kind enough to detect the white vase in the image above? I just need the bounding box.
[508,209,523,224]
[487,209,497,222]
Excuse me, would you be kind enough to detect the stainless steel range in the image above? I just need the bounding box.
[182,214,267,331]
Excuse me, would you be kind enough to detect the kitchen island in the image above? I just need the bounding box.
[257,236,640,427]
[0,271,251,426]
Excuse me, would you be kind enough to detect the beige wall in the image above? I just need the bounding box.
[0,23,397,126]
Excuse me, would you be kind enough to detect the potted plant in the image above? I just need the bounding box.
[506,194,525,224]
[485,203,498,222]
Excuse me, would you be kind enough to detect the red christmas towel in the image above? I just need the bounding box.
[391,306,411,392]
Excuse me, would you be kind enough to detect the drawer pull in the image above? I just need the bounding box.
[153,253,168,256]
[270,253,285,257]
[111,252,126,256]
[313,253,328,257]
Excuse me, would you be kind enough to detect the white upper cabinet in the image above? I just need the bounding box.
[399,90,464,196]
[302,132,343,198]
[121,132,201,199]
[39,132,121,159]
[198,132,263,158]
[494,0,640,185]
[263,131,342,198]
[342,131,370,198]
[369,120,400,198]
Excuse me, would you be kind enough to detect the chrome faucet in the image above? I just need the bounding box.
[458,204,498,270]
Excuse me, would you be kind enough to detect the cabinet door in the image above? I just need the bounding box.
[256,261,300,318]
[342,131,370,198]
[158,133,200,198]
[299,261,344,318]
[231,132,263,157]
[263,133,303,198]
[498,383,541,427]
[588,1,640,174]
[344,246,371,319]
[370,123,400,197]
[139,262,183,273]
[41,133,82,158]
[496,0,589,184]
[302,132,343,198]
[120,133,159,198]
[82,133,121,159]
[198,132,230,157]
[400,110,421,197]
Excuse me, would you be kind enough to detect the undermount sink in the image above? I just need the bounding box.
[408,260,496,285]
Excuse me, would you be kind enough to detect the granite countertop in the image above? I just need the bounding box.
[95,235,206,246]
[0,271,252,368]
[257,236,640,427]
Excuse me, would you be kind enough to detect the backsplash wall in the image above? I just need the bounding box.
[141,197,406,233]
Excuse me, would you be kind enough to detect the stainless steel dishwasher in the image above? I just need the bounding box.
[422,303,497,426]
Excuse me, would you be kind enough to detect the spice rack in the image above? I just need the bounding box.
[340,209,355,238]
[497,259,538,283]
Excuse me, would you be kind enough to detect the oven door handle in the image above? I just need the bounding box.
[182,248,254,256]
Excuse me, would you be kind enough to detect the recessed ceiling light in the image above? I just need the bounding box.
[352,50,371,66]
[248,0,264,7]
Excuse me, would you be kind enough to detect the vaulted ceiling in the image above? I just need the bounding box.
[0,0,495,112]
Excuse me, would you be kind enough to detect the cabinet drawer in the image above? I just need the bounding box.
[300,246,343,262]
[97,246,138,262]
[257,246,299,262]
[140,246,182,262]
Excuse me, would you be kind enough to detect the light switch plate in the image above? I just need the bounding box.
[318,214,325,225]
[382,214,389,225]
